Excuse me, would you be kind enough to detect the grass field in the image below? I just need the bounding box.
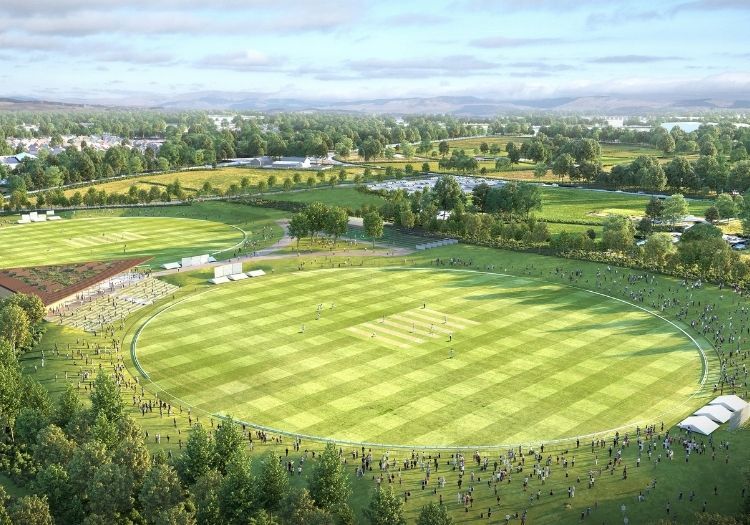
[15,236,746,524]
[538,187,711,224]
[0,216,242,269]
[258,184,713,228]
[59,166,369,199]
[135,267,702,447]
[0,202,287,268]
[264,186,386,208]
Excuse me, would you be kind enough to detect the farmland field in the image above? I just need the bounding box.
[60,166,367,199]
[135,267,703,447]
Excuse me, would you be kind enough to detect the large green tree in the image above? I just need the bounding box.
[257,452,289,512]
[416,502,453,525]
[281,489,332,525]
[33,464,83,524]
[219,454,256,525]
[308,442,351,514]
[324,206,349,246]
[364,487,405,525]
[304,202,330,240]
[178,423,215,485]
[191,469,223,525]
[433,175,465,210]
[140,464,185,525]
[601,215,636,252]
[288,213,310,250]
[715,193,736,219]
[214,417,244,474]
[89,463,135,517]
[90,372,124,422]
[0,304,31,353]
[643,233,676,266]
[363,212,384,248]
[665,156,695,190]
[2,293,45,325]
[552,153,574,181]
[0,486,12,525]
[662,194,690,226]
[9,495,54,525]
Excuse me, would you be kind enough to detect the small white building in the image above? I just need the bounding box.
[270,157,312,169]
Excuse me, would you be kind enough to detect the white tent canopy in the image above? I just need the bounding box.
[709,395,749,412]
[677,415,719,435]
[693,404,733,424]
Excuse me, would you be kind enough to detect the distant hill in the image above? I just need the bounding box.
[2,92,749,115]
[0,97,106,111]
[148,93,750,115]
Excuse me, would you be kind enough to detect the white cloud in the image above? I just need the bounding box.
[471,36,565,48]
[195,50,282,71]
[590,55,684,64]
[339,55,499,79]
[0,0,367,36]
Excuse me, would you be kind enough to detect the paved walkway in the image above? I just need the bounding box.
[153,219,413,277]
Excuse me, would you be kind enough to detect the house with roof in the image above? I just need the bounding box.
[219,156,319,169]
[0,152,37,171]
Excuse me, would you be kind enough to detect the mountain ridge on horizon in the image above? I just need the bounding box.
[1,92,749,115]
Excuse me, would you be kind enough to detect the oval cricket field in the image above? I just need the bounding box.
[134,268,705,447]
[0,216,244,269]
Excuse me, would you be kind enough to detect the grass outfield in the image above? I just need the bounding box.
[18,240,746,523]
[264,186,386,208]
[135,267,703,447]
[0,216,242,269]
[0,202,287,268]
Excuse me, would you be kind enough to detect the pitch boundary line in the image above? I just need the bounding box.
[130,265,715,450]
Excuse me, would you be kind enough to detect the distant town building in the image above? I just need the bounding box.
[220,156,320,169]
[0,152,38,171]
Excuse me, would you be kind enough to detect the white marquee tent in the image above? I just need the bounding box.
[693,404,733,424]
[709,395,749,413]
[677,415,719,436]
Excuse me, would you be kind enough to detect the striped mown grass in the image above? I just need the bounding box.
[136,267,703,447]
[0,216,243,269]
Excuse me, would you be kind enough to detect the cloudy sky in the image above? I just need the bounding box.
[0,0,748,102]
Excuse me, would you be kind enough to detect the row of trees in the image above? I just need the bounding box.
[4,110,750,194]
[288,202,349,248]
[597,156,750,193]
[6,167,365,211]
[364,181,750,282]
[373,175,543,230]
[287,201,386,249]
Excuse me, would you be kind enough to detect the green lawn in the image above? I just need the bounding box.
[538,187,711,224]
[264,187,386,209]
[135,267,703,447]
[0,202,286,268]
[0,216,242,269]
[15,239,747,524]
